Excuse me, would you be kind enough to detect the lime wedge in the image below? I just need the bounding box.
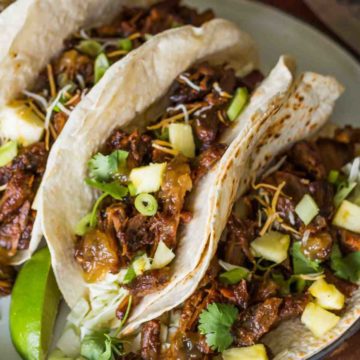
[10,247,61,360]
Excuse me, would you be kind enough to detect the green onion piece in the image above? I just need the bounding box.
[76,40,102,57]
[118,38,132,52]
[90,192,109,227]
[128,183,137,197]
[226,87,248,121]
[134,193,158,216]
[219,267,249,285]
[94,53,110,84]
[123,266,136,285]
[334,181,357,208]
[0,140,17,167]
[295,194,319,225]
[115,295,133,336]
[328,170,339,184]
[75,213,92,236]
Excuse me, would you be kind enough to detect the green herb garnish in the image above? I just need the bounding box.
[88,150,128,182]
[198,303,238,352]
[123,266,136,285]
[85,178,128,200]
[74,213,92,236]
[330,242,360,282]
[333,181,357,208]
[328,170,339,184]
[118,38,132,52]
[0,140,17,167]
[77,40,102,57]
[219,267,249,285]
[291,242,322,275]
[94,53,110,83]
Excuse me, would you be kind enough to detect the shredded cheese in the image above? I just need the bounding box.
[152,143,179,156]
[27,100,45,120]
[106,49,128,58]
[47,64,57,98]
[128,32,141,40]
[153,139,173,148]
[76,74,86,89]
[217,110,227,125]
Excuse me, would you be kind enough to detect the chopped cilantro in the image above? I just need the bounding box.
[291,242,322,275]
[219,267,249,285]
[123,266,136,285]
[88,150,128,182]
[330,242,360,282]
[85,178,128,200]
[272,272,306,295]
[198,303,238,352]
[81,332,124,360]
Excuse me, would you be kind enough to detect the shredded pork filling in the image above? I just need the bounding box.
[0,0,216,290]
[74,62,262,306]
[135,126,360,359]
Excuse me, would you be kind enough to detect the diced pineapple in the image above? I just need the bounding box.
[129,162,167,194]
[333,200,360,234]
[250,231,290,263]
[168,123,195,158]
[132,253,152,275]
[0,102,44,146]
[301,302,340,338]
[0,140,17,167]
[309,278,345,310]
[222,344,268,360]
[152,240,175,269]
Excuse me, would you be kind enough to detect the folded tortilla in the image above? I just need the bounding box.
[39,16,304,333]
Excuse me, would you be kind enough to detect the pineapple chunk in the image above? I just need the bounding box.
[129,162,167,194]
[333,200,360,234]
[152,241,175,269]
[309,278,345,310]
[0,102,44,146]
[222,344,268,360]
[301,302,340,338]
[168,123,195,158]
[250,231,290,263]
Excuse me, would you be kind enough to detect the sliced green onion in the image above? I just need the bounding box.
[152,240,175,269]
[226,87,248,121]
[134,193,158,216]
[333,200,360,234]
[94,53,110,84]
[295,194,319,225]
[123,265,136,285]
[219,267,249,285]
[128,183,137,197]
[0,140,17,167]
[118,38,132,52]
[76,40,102,57]
[334,181,357,208]
[90,192,109,227]
[115,295,133,336]
[75,213,92,236]
[328,170,339,184]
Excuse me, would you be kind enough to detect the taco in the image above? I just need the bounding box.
[0,0,232,273]
[37,10,321,357]
[47,43,346,357]
[121,77,353,360]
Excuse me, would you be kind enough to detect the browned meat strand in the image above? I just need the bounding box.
[128,268,170,297]
[278,294,310,321]
[339,229,360,253]
[251,278,279,303]
[220,279,249,309]
[0,143,47,263]
[233,298,283,346]
[324,269,358,298]
[141,320,161,360]
[0,264,16,296]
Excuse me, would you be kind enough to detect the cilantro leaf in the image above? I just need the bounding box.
[330,242,360,282]
[272,272,306,295]
[291,242,322,274]
[123,265,136,285]
[219,267,249,285]
[198,303,238,352]
[88,150,128,181]
[85,178,128,200]
[81,332,124,360]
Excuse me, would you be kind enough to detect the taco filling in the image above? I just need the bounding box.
[0,0,215,282]
[68,61,262,332]
[125,126,360,359]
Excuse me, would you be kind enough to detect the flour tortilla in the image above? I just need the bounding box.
[40,16,312,327]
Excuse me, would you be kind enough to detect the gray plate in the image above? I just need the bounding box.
[1,0,360,359]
